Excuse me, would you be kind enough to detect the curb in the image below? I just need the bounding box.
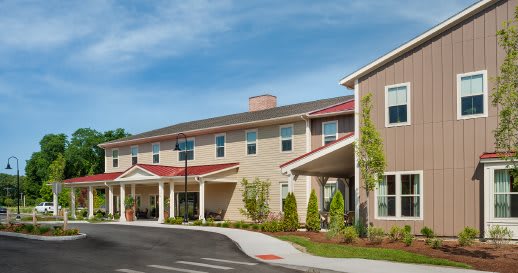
[0,231,87,241]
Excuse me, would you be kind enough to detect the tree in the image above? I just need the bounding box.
[356,93,386,225]
[329,190,345,232]
[282,192,299,232]
[493,7,518,184]
[239,178,271,223]
[305,189,321,232]
[41,153,66,203]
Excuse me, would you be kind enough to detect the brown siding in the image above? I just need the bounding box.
[358,0,515,236]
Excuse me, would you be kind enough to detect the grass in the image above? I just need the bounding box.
[277,235,471,269]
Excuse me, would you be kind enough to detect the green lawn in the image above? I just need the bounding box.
[278,235,470,269]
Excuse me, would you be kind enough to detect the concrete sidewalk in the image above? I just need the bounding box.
[106,221,492,273]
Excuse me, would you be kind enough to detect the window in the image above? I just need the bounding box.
[280,183,289,211]
[494,169,518,218]
[215,134,225,158]
[131,146,138,165]
[385,83,410,127]
[324,183,337,211]
[376,171,422,219]
[177,139,195,161]
[322,121,337,145]
[457,70,488,119]
[246,130,257,155]
[280,125,293,152]
[152,143,160,164]
[112,149,119,168]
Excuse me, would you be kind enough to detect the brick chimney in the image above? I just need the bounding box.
[249,94,277,112]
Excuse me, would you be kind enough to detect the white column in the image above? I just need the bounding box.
[53,189,58,216]
[120,184,126,222]
[70,187,76,219]
[354,79,360,223]
[169,182,175,218]
[108,185,114,216]
[88,186,94,219]
[131,183,136,218]
[199,178,205,221]
[158,181,165,223]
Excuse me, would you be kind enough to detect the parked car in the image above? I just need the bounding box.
[0,207,7,214]
[35,202,60,213]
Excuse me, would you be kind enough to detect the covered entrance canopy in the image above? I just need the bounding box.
[63,163,239,223]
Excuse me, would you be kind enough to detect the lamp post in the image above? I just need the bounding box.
[173,133,189,224]
[5,156,20,220]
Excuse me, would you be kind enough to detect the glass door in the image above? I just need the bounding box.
[176,192,199,220]
[149,195,159,218]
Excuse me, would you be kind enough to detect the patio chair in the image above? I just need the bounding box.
[319,211,329,229]
[345,211,355,226]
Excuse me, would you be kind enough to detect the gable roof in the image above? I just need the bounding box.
[100,95,353,147]
[340,0,496,88]
[309,99,354,116]
[63,172,124,183]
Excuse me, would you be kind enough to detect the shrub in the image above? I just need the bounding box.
[114,213,120,220]
[420,226,435,238]
[326,215,345,239]
[81,209,88,218]
[487,225,514,248]
[305,190,320,232]
[251,224,260,230]
[232,221,243,229]
[343,226,359,244]
[37,225,51,235]
[107,213,113,220]
[458,227,479,246]
[206,218,215,226]
[192,219,203,226]
[13,224,24,233]
[64,229,79,236]
[367,227,384,244]
[173,217,184,225]
[0,224,5,230]
[404,225,411,234]
[23,224,35,233]
[242,223,250,229]
[240,178,271,223]
[95,212,104,219]
[354,220,368,238]
[389,226,405,241]
[430,238,443,249]
[222,220,231,228]
[52,227,64,236]
[403,232,414,246]
[282,192,299,232]
[262,213,283,232]
[329,191,345,232]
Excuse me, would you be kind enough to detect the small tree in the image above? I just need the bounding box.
[356,93,386,225]
[282,192,299,231]
[329,190,345,232]
[240,178,271,223]
[493,7,518,182]
[305,189,321,232]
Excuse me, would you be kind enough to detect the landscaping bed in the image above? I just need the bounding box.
[0,223,80,237]
[273,231,518,273]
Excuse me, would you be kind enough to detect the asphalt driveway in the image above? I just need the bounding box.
[0,223,302,273]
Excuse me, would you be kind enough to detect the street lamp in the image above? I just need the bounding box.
[173,133,189,224]
[5,156,20,220]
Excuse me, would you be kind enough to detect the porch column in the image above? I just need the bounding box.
[199,178,205,221]
[318,176,329,211]
[120,184,126,222]
[70,187,76,219]
[158,181,165,223]
[169,182,175,218]
[52,189,58,216]
[108,185,114,216]
[88,186,94,219]
[131,184,136,218]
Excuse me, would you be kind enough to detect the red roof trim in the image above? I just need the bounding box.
[309,100,355,116]
[63,172,124,183]
[480,152,516,159]
[280,132,354,168]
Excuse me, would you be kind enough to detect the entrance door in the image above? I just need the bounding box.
[176,192,199,220]
[149,195,159,218]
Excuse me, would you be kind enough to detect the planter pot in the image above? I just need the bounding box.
[164,211,170,220]
[125,209,134,222]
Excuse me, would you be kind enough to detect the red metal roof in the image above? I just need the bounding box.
[280,132,354,168]
[309,100,354,116]
[480,152,516,159]
[63,163,239,184]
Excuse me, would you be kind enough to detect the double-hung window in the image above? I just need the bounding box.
[280,125,293,152]
[246,130,257,155]
[323,182,337,211]
[322,121,337,145]
[457,70,488,119]
[152,143,160,164]
[385,83,410,127]
[215,134,225,158]
[178,139,195,161]
[280,183,289,211]
[494,169,518,218]
[376,171,422,219]
[112,149,119,168]
[131,146,138,165]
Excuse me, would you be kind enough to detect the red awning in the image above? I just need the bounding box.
[480,152,516,159]
[63,172,123,183]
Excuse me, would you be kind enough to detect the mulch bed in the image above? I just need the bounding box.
[266,231,518,273]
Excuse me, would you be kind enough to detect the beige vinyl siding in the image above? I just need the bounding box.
[357,0,516,236]
[105,120,309,221]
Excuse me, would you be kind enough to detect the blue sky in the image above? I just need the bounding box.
[0,0,477,174]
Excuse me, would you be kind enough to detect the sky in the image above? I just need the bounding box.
[0,0,477,175]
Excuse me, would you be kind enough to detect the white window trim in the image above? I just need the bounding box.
[456,70,488,120]
[131,145,138,165]
[374,170,424,221]
[112,148,119,169]
[279,124,294,153]
[280,182,288,212]
[152,143,160,164]
[177,137,196,162]
[322,120,338,145]
[215,133,226,159]
[245,129,258,156]
[385,82,411,128]
[485,163,518,224]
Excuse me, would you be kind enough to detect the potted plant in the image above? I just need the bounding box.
[125,196,135,222]
[164,198,170,220]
